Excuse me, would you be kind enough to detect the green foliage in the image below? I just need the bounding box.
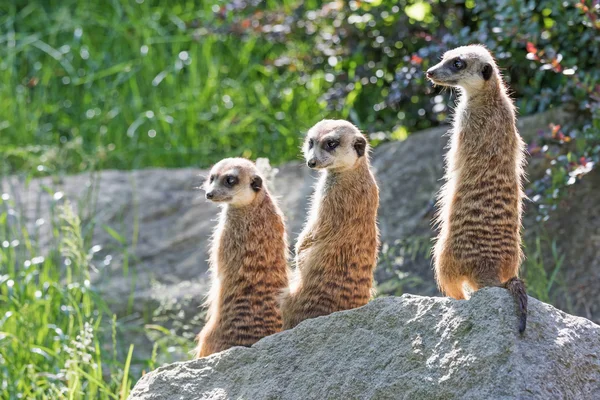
[232,0,599,138]
[376,237,430,297]
[0,195,195,398]
[0,1,327,176]
[2,0,598,181]
[0,199,130,398]
[1,1,599,391]
[523,234,565,304]
[528,115,599,221]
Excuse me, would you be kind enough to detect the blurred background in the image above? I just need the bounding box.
[1,0,599,398]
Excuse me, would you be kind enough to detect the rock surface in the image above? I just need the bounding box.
[3,106,598,325]
[537,166,600,322]
[128,288,600,400]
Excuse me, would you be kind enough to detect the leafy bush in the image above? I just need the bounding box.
[219,1,597,130]
[221,0,600,209]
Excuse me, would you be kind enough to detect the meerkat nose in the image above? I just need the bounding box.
[206,191,214,200]
[426,69,434,78]
[307,159,317,168]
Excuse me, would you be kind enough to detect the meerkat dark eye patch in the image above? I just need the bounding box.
[324,139,340,151]
[250,175,262,192]
[308,138,315,149]
[209,175,216,183]
[223,175,238,187]
[482,63,493,81]
[354,136,367,157]
[451,57,466,71]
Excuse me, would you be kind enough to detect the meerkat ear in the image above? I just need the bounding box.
[354,136,367,157]
[482,63,493,81]
[250,175,262,192]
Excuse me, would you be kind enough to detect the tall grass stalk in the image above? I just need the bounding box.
[524,233,565,304]
[0,198,135,399]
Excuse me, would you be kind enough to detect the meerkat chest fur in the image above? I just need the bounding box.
[281,118,380,330]
[201,193,288,350]
[302,164,379,262]
[197,157,290,357]
[283,161,379,330]
[451,89,520,172]
[213,195,287,284]
[443,82,526,267]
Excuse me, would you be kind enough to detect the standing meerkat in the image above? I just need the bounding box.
[281,120,380,330]
[195,158,289,357]
[426,45,528,333]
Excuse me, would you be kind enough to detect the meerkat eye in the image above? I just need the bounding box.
[326,140,339,150]
[224,175,237,187]
[209,175,215,183]
[308,138,315,149]
[453,58,465,70]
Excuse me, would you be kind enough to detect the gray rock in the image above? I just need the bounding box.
[1,168,212,316]
[128,288,600,400]
[536,166,600,321]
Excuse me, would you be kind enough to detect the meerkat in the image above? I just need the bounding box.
[280,120,380,330]
[195,158,289,357]
[426,45,528,333]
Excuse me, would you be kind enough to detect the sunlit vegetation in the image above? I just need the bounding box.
[1,1,598,180]
[0,200,138,399]
[0,1,327,176]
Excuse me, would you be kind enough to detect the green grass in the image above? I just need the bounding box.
[0,2,336,395]
[0,199,140,399]
[0,0,327,176]
[523,233,565,304]
[0,193,195,399]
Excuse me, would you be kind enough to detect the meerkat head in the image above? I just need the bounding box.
[426,45,498,94]
[204,158,264,207]
[303,119,368,171]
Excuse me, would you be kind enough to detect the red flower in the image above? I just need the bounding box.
[411,54,423,64]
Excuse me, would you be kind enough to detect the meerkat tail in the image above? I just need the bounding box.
[504,277,527,333]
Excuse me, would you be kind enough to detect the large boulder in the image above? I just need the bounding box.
[536,166,600,321]
[128,288,600,400]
